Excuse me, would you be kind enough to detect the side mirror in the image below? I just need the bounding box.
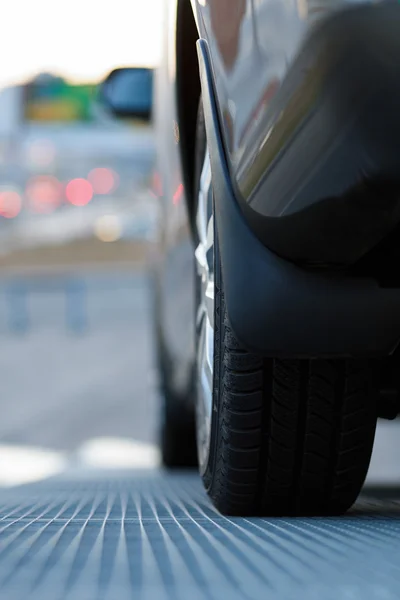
[98,67,153,121]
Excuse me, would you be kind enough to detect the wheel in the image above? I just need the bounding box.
[194,101,378,516]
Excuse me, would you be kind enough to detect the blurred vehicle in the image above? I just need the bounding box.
[102,2,400,517]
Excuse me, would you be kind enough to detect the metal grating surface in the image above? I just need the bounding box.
[0,472,399,600]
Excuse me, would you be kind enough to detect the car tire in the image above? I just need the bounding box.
[195,100,378,515]
[153,267,198,470]
[158,343,198,468]
[161,406,197,469]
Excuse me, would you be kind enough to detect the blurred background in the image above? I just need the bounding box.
[0,0,163,485]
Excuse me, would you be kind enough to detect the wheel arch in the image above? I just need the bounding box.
[176,0,201,222]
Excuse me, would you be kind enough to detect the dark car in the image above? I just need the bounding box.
[104,0,400,516]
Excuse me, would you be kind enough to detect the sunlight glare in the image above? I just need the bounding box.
[0,0,164,87]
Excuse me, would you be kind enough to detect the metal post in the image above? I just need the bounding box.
[65,278,87,333]
[7,281,29,334]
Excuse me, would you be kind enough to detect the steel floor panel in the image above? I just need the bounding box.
[0,471,398,600]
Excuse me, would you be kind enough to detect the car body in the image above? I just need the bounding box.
[106,1,400,515]
[154,0,400,367]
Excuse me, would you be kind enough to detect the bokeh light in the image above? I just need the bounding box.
[65,178,93,206]
[88,168,118,195]
[94,215,122,242]
[26,175,61,213]
[0,190,22,218]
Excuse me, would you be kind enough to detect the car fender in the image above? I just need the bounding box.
[191,1,400,268]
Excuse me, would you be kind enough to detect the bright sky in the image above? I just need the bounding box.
[0,0,164,86]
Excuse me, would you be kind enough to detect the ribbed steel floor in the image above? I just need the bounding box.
[0,471,399,600]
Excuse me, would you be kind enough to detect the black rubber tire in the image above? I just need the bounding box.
[161,409,197,469]
[196,102,378,516]
[158,343,198,469]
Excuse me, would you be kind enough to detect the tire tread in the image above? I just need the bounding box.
[205,289,377,516]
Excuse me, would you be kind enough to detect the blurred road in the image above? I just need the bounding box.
[0,270,158,452]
